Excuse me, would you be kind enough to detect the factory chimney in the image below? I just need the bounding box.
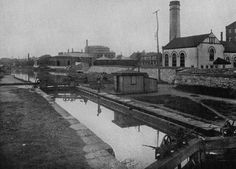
[169,1,181,42]
[86,40,88,47]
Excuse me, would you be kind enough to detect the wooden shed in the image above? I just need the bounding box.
[112,70,157,94]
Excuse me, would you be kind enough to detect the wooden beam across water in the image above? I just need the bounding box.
[146,139,203,169]
[0,82,39,86]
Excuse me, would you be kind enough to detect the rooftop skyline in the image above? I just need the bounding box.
[0,0,236,58]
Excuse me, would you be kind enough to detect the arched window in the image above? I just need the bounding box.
[234,56,236,68]
[180,53,185,67]
[209,47,215,61]
[165,54,169,67]
[226,56,230,62]
[172,53,177,67]
[67,60,70,65]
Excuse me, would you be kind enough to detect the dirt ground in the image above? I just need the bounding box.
[0,84,90,168]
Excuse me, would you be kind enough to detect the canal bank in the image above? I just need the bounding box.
[75,85,221,137]
[0,75,126,169]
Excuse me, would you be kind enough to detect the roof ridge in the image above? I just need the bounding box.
[175,33,210,39]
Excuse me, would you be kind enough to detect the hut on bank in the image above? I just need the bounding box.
[112,70,158,94]
[213,57,231,68]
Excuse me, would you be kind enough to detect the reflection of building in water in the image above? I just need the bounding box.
[56,93,88,103]
[97,97,102,116]
[112,111,143,128]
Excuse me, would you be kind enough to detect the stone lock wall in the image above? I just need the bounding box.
[175,73,236,90]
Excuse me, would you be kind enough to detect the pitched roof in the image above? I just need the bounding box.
[213,57,231,65]
[226,21,236,28]
[222,41,236,53]
[163,34,210,49]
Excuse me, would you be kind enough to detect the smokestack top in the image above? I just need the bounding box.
[170,1,180,6]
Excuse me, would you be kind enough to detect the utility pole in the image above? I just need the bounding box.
[153,10,161,81]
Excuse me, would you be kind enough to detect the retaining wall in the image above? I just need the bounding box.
[88,66,177,84]
[175,73,236,90]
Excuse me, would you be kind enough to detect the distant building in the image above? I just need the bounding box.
[49,51,94,68]
[129,52,162,67]
[226,21,236,42]
[162,32,228,69]
[85,40,115,59]
[222,41,236,68]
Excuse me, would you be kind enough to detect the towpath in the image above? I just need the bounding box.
[0,75,125,169]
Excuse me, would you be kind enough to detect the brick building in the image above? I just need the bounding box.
[226,21,236,42]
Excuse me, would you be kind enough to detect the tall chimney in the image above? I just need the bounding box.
[72,48,74,53]
[169,1,180,42]
[220,32,223,42]
[86,40,88,47]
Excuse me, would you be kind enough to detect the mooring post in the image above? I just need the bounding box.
[178,163,181,169]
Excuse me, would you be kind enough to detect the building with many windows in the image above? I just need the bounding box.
[162,32,228,69]
[84,40,116,59]
[226,21,236,42]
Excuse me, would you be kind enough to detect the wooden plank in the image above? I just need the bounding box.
[0,82,38,86]
[205,136,236,150]
[146,139,203,169]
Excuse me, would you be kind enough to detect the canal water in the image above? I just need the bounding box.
[53,92,166,169]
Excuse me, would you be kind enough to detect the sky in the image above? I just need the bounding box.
[0,0,236,58]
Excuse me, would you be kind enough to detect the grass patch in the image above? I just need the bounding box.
[134,94,223,121]
[175,85,236,99]
[201,99,236,117]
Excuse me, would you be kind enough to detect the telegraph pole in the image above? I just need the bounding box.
[153,10,161,81]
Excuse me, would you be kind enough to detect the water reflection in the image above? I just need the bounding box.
[54,92,166,169]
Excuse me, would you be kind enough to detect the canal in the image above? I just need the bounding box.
[12,71,168,168]
[11,70,236,169]
[52,92,167,168]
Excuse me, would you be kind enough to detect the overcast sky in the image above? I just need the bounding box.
[0,0,236,58]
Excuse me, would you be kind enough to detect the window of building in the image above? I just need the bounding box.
[215,65,218,68]
[209,47,215,61]
[164,54,169,67]
[210,65,213,69]
[180,53,185,67]
[229,29,232,33]
[131,76,137,85]
[229,37,232,41]
[67,60,70,65]
[191,65,194,68]
[201,65,204,69]
[206,65,209,69]
[226,56,230,62]
[234,56,236,68]
[209,37,215,44]
[172,53,177,67]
